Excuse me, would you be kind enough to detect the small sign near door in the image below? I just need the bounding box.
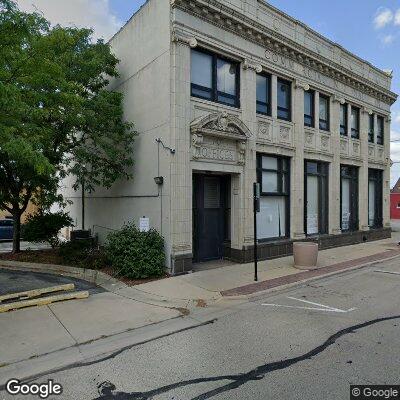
[139,217,150,232]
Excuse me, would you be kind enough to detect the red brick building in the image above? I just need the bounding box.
[390,178,400,219]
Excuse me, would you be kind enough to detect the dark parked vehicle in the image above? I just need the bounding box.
[0,219,13,240]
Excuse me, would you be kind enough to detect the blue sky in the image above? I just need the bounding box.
[17,0,400,185]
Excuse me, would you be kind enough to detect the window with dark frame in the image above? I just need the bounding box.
[340,103,348,136]
[319,94,329,131]
[351,106,360,139]
[368,169,383,229]
[377,115,384,145]
[277,78,291,121]
[340,165,359,232]
[304,161,329,236]
[256,73,271,116]
[304,90,314,127]
[190,48,240,107]
[256,154,290,240]
[368,114,375,143]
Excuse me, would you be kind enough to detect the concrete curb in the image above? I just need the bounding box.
[0,260,127,292]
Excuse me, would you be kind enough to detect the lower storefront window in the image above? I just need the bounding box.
[368,169,383,228]
[340,165,359,232]
[304,161,329,235]
[257,154,290,240]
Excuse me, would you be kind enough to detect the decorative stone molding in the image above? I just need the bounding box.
[340,138,348,154]
[362,106,373,115]
[333,93,346,104]
[305,131,314,147]
[320,134,329,150]
[243,59,262,73]
[258,122,272,141]
[191,112,252,138]
[279,125,290,142]
[171,0,397,105]
[295,80,310,91]
[237,141,246,165]
[171,28,198,48]
[191,133,204,160]
[190,112,251,165]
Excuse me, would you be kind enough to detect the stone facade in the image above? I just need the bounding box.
[62,0,397,274]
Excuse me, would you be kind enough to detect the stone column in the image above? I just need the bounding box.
[347,103,352,136]
[359,108,369,231]
[330,95,343,235]
[169,31,198,273]
[271,75,278,119]
[383,115,391,228]
[314,91,320,130]
[291,80,307,239]
[373,113,378,144]
[240,60,260,249]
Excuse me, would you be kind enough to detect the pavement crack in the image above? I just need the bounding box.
[91,314,400,400]
[47,305,79,346]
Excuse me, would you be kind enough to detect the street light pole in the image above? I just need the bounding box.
[253,183,260,282]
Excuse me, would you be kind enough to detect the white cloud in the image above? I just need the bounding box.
[395,9,400,26]
[374,8,394,29]
[382,34,395,45]
[16,0,122,41]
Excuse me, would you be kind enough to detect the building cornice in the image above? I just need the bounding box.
[171,0,398,106]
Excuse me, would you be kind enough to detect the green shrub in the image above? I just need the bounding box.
[58,239,106,269]
[22,212,73,248]
[105,223,165,279]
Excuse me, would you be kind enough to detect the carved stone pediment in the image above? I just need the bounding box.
[191,112,252,139]
[190,112,251,165]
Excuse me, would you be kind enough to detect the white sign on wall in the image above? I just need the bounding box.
[139,217,150,232]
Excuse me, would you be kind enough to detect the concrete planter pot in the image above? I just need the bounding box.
[293,242,319,270]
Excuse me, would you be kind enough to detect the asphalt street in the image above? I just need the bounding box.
[1,256,400,400]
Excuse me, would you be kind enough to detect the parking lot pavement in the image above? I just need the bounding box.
[0,241,50,253]
[0,268,104,296]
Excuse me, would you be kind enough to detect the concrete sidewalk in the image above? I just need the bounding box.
[131,233,400,302]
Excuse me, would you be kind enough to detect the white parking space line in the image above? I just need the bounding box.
[374,270,400,276]
[262,296,356,314]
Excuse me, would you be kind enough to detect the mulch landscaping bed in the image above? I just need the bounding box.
[0,249,170,287]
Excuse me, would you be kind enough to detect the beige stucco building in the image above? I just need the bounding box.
[63,0,397,274]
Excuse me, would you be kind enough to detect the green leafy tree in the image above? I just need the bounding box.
[0,0,136,252]
[22,211,73,248]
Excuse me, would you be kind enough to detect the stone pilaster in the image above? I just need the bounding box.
[169,34,196,272]
[271,75,278,119]
[383,115,391,228]
[240,60,259,246]
[291,81,307,239]
[330,97,342,234]
[359,109,369,231]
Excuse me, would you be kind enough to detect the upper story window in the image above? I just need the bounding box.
[256,73,271,116]
[304,90,314,127]
[351,106,360,139]
[340,104,348,136]
[368,114,375,143]
[277,78,291,121]
[191,48,240,107]
[319,94,329,131]
[377,115,384,145]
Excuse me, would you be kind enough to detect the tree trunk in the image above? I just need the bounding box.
[12,212,21,253]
